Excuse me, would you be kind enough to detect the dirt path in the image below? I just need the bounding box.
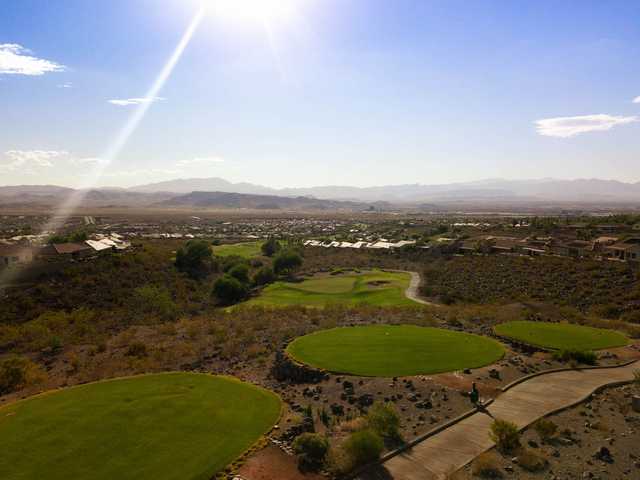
[356,361,639,480]
[404,271,439,307]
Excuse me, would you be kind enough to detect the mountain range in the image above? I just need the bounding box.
[2,177,640,211]
[131,177,640,203]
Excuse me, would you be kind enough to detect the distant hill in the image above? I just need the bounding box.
[131,177,640,203]
[2,177,640,210]
[156,191,380,211]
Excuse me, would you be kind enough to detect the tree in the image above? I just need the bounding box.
[261,237,281,257]
[213,275,248,305]
[228,263,250,283]
[253,265,276,286]
[175,240,213,279]
[273,249,303,276]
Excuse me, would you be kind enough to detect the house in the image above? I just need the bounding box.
[604,238,640,262]
[51,243,92,259]
[0,245,37,267]
[86,239,115,253]
[565,240,594,258]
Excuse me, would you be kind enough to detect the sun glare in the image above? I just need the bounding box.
[209,0,299,24]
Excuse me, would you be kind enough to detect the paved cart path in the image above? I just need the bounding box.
[404,271,438,307]
[357,361,638,480]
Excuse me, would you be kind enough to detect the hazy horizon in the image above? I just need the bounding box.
[2,0,639,189]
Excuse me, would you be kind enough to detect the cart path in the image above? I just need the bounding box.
[404,271,438,307]
[356,361,639,480]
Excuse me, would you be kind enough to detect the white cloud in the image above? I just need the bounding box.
[108,97,164,106]
[176,156,225,167]
[57,83,73,88]
[0,44,65,76]
[633,96,640,104]
[535,114,638,138]
[1,150,68,171]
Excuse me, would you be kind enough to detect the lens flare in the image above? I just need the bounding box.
[0,7,206,285]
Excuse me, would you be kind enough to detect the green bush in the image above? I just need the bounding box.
[552,349,597,365]
[134,285,178,321]
[366,401,401,440]
[292,433,329,471]
[489,419,520,453]
[0,356,44,394]
[342,429,384,468]
[253,266,276,286]
[212,275,249,306]
[533,418,557,442]
[227,263,250,284]
[273,250,303,276]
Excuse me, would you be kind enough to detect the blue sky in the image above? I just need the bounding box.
[1,0,639,188]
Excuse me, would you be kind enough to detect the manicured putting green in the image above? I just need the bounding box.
[0,373,281,480]
[244,270,419,307]
[287,325,505,376]
[214,241,262,258]
[494,321,628,351]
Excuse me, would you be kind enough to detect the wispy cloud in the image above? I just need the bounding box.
[101,168,181,177]
[0,44,65,76]
[633,96,640,104]
[57,83,73,89]
[108,97,164,107]
[535,114,638,138]
[69,157,108,166]
[1,150,67,171]
[176,156,225,167]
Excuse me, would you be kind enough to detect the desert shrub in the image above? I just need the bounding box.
[342,429,384,468]
[292,433,329,471]
[273,250,303,276]
[338,416,368,433]
[366,401,401,440]
[471,451,503,478]
[517,449,548,472]
[126,342,148,358]
[0,356,45,394]
[591,303,622,319]
[253,265,276,286]
[552,349,597,365]
[227,263,250,284]
[533,418,557,442]
[175,240,214,279]
[489,419,520,453]
[621,310,640,324]
[261,237,282,257]
[212,275,249,305]
[134,285,178,321]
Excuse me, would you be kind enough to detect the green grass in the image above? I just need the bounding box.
[286,325,505,376]
[0,373,281,480]
[214,241,262,258]
[494,321,629,351]
[243,270,419,308]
